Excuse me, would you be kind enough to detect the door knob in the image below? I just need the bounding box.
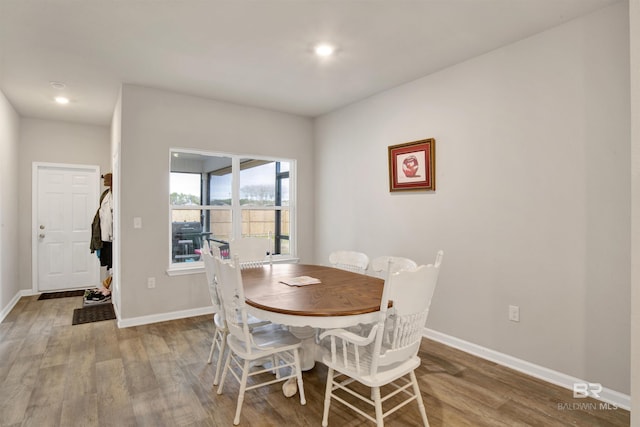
[39,234,45,238]
[39,225,45,229]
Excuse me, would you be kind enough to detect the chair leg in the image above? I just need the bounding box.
[372,386,383,427]
[216,349,232,395]
[213,331,227,386]
[207,327,217,364]
[410,370,430,426]
[322,367,334,427]
[293,349,306,405]
[272,354,280,378]
[207,339,215,364]
[233,359,251,425]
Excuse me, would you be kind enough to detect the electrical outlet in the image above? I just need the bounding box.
[147,277,156,289]
[509,305,520,322]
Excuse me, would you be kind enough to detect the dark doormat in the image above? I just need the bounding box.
[38,290,86,300]
[72,303,116,325]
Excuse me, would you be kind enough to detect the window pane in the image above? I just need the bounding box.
[208,174,231,206]
[280,209,290,236]
[171,208,233,263]
[170,173,201,205]
[172,209,201,223]
[281,176,289,206]
[241,208,290,255]
[279,239,290,256]
[240,160,275,206]
[172,210,203,263]
[208,209,232,243]
[241,209,274,237]
[277,209,291,256]
[208,156,233,206]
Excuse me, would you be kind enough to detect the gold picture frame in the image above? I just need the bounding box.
[388,138,436,192]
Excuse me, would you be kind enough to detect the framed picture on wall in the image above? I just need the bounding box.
[388,138,436,192]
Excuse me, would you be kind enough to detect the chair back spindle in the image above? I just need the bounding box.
[202,240,223,313]
[214,255,253,354]
[229,236,272,269]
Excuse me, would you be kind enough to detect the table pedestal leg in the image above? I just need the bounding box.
[288,326,318,371]
[281,326,319,398]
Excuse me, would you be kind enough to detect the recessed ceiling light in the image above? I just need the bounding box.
[50,81,66,90]
[314,43,335,57]
[54,96,70,105]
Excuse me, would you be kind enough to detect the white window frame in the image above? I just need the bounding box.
[167,148,296,275]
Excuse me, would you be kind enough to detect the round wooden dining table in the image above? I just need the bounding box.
[242,263,385,326]
[241,263,385,370]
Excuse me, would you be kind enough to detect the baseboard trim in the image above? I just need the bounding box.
[117,306,214,328]
[0,289,39,323]
[423,328,630,411]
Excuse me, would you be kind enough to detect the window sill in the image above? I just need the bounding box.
[166,263,205,276]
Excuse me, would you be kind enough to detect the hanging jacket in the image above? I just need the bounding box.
[90,189,110,253]
[99,190,113,242]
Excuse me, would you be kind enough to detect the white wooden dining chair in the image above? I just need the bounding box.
[215,254,306,425]
[201,240,227,386]
[201,240,269,386]
[319,250,444,427]
[370,255,418,278]
[328,250,370,274]
[228,236,272,269]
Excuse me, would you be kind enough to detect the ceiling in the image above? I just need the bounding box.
[0,0,620,126]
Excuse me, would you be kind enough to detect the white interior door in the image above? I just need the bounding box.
[34,163,100,292]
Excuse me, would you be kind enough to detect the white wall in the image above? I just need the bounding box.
[17,119,111,291]
[117,84,314,320]
[0,90,20,316]
[314,3,630,394]
[629,0,640,422]
[110,89,123,316]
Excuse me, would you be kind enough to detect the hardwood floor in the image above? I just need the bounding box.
[0,295,630,426]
